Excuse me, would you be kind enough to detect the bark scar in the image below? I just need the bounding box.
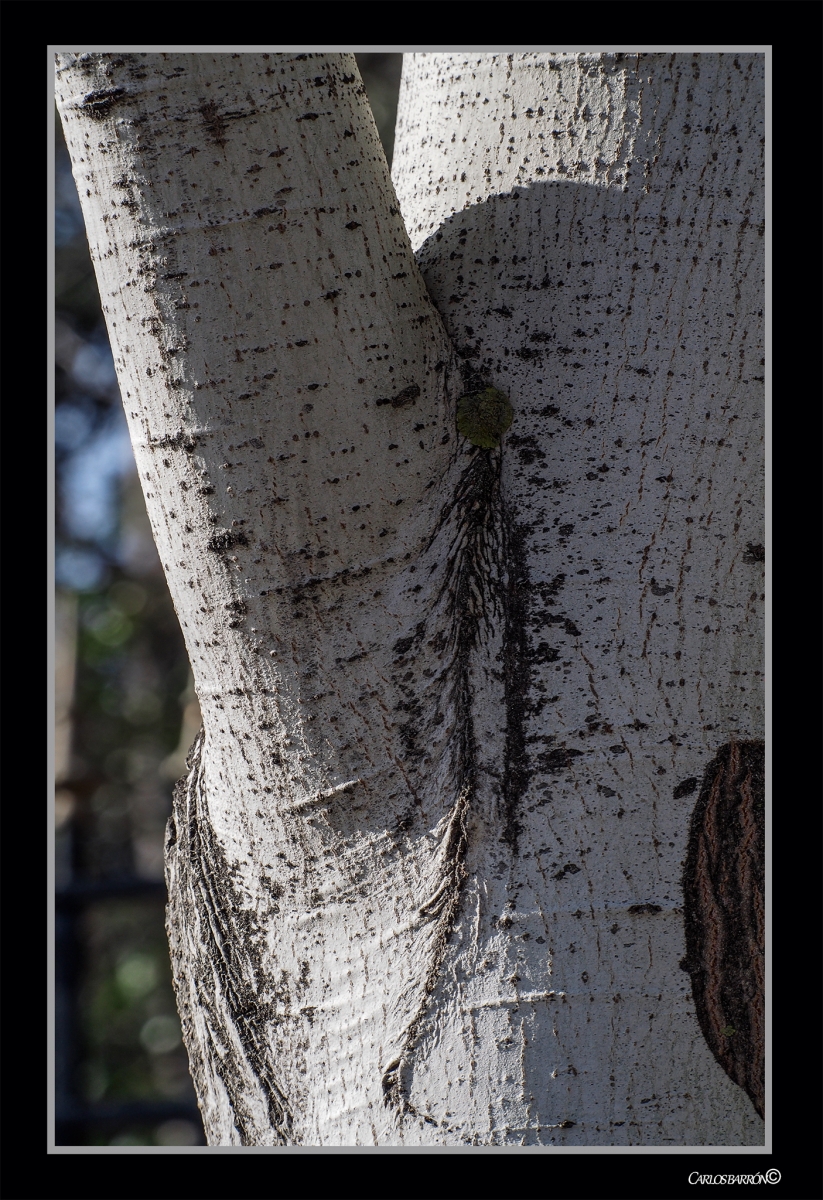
[680,739,765,1120]
[166,729,294,1144]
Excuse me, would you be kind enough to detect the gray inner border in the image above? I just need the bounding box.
[48,41,772,1156]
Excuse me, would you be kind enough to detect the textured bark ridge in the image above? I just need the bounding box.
[167,437,529,1139]
[680,740,765,1119]
[166,731,295,1145]
[381,442,527,1115]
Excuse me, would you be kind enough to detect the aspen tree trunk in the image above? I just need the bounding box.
[56,51,765,1147]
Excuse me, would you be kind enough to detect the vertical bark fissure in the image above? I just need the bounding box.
[382,449,501,1112]
[384,441,532,1115]
[499,504,532,852]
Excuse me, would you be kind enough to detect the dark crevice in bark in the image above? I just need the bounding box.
[680,739,765,1120]
[380,779,472,1116]
[383,449,499,1114]
[166,730,294,1144]
[499,507,532,851]
[383,445,532,1115]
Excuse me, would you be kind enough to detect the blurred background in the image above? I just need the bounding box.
[54,53,402,1147]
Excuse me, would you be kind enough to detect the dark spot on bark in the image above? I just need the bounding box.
[673,777,698,798]
[207,529,249,554]
[508,434,545,466]
[375,384,420,409]
[552,863,581,880]
[742,542,765,563]
[533,642,559,664]
[538,747,583,773]
[528,575,567,612]
[150,429,197,453]
[628,903,662,915]
[79,87,126,119]
[199,100,227,148]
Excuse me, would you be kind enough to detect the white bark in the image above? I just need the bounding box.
[56,51,764,1146]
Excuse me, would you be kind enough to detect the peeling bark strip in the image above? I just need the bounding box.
[680,740,765,1119]
[166,732,293,1144]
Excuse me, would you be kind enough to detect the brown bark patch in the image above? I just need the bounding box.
[680,739,765,1119]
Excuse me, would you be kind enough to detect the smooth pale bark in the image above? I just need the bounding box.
[56,51,764,1146]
